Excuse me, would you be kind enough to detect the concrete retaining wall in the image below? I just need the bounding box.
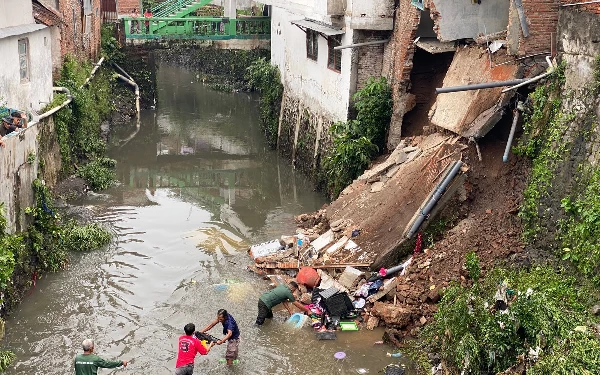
[0,118,61,233]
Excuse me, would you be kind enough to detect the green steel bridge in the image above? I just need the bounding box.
[123,0,270,40]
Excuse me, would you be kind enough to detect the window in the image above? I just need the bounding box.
[18,38,29,82]
[327,36,342,72]
[306,29,318,61]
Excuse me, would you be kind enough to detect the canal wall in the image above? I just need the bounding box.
[0,117,62,233]
[155,43,270,91]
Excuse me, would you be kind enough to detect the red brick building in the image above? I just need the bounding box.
[32,0,102,74]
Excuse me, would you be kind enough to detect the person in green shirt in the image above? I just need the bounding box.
[255,281,310,325]
[74,339,128,375]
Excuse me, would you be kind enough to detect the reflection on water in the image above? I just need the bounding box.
[2,64,414,375]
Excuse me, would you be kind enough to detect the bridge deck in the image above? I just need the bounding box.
[124,17,271,40]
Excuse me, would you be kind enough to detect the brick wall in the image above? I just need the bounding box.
[118,0,141,15]
[354,30,388,92]
[517,0,560,55]
[383,0,420,149]
[34,0,102,69]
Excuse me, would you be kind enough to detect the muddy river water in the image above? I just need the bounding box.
[4,64,413,375]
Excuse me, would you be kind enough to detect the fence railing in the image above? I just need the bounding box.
[124,17,271,40]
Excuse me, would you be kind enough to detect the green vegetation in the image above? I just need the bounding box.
[0,350,15,372]
[246,57,283,148]
[101,24,125,63]
[53,55,116,190]
[323,77,392,197]
[464,251,480,282]
[514,62,569,240]
[421,266,597,374]
[594,54,600,94]
[76,157,117,191]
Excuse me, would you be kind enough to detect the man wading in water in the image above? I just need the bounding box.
[74,339,127,375]
[255,281,310,325]
[175,323,215,374]
[199,309,241,366]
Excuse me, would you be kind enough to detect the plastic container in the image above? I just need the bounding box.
[340,322,359,331]
[286,313,309,328]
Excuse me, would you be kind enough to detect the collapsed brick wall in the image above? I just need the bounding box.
[383,0,420,149]
[354,30,388,92]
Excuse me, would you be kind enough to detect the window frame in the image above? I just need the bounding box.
[18,38,30,83]
[327,35,342,73]
[306,29,318,61]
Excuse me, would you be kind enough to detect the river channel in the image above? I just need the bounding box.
[3,64,413,374]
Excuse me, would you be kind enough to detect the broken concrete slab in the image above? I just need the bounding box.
[326,236,349,254]
[338,266,364,289]
[430,46,519,138]
[368,277,398,302]
[371,181,385,193]
[414,37,456,54]
[311,230,334,252]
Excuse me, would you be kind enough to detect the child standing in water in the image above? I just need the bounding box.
[200,309,240,366]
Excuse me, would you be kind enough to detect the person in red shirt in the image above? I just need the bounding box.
[175,323,215,375]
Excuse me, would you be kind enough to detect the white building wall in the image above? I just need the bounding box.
[0,0,35,27]
[271,7,354,122]
[0,28,53,113]
[431,0,509,41]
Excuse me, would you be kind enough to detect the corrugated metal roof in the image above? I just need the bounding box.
[0,24,47,39]
[291,19,344,36]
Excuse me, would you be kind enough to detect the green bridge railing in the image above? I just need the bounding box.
[124,17,271,40]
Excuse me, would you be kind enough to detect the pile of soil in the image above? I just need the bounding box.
[383,131,532,340]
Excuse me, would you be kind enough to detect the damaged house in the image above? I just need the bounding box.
[263,0,394,170]
[385,0,570,147]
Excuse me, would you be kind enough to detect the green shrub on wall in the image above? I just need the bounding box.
[323,77,392,198]
[246,57,283,148]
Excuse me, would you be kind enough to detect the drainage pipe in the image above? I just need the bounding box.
[80,57,105,89]
[334,39,389,50]
[35,87,73,123]
[436,79,527,94]
[406,160,463,238]
[502,56,555,93]
[115,74,140,115]
[503,109,519,162]
[113,62,134,82]
[560,0,600,6]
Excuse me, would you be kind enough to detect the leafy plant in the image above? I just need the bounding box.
[322,77,392,197]
[76,157,117,191]
[62,222,111,252]
[464,251,480,282]
[246,57,283,148]
[422,267,595,374]
[27,152,36,164]
[353,77,393,152]
[0,350,15,372]
[101,24,125,63]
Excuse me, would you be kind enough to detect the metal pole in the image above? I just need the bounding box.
[436,79,527,94]
[334,39,389,50]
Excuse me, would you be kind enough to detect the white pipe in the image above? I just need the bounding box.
[561,0,600,6]
[334,39,389,50]
[114,73,141,147]
[14,57,104,129]
[115,74,140,115]
[80,57,105,89]
[501,56,556,93]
